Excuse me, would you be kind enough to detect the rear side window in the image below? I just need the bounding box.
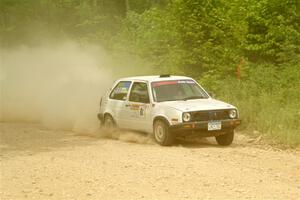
[109,81,131,100]
[129,82,150,103]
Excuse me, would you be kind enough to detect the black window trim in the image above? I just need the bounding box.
[109,80,132,101]
[128,81,151,104]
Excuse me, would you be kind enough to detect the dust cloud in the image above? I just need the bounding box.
[76,128,154,144]
[0,42,155,144]
[0,42,114,134]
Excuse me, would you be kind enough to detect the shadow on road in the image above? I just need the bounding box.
[174,135,246,149]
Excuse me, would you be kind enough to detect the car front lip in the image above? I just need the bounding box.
[169,119,241,132]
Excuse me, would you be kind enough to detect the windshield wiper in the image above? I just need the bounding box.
[182,96,205,101]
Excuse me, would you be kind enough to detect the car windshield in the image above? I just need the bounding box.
[151,80,209,102]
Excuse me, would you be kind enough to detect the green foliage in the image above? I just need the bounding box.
[113,0,300,145]
[242,0,300,64]
[0,0,127,47]
[202,64,300,146]
[113,7,183,73]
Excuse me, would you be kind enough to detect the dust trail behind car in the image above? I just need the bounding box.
[74,128,154,144]
[0,42,152,143]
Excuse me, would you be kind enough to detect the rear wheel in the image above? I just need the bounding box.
[215,129,234,146]
[104,114,115,129]
[153,120,174,146]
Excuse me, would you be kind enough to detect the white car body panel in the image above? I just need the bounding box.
[160,99,236,112]
[99,75,240,134]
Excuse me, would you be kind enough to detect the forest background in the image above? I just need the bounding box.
[1,0,299,145]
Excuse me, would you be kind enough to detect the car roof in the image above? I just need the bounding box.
[117,75,193,83]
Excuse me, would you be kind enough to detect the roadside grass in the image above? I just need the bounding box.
[199,66,300,147]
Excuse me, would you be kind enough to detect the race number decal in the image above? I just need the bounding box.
[130,104,147,118]
[139,106,147,118]
[140,107,145,116]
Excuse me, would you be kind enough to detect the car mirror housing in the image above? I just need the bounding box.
[207,91,216,98]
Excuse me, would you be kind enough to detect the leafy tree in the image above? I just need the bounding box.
[241,0,300,64]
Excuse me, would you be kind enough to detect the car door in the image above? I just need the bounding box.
[107,81,132,128]
[126,81,152,132]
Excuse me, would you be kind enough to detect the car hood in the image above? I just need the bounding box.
[160,98,235,112]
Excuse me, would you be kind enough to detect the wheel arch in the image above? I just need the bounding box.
[103,112,115,124]
[153,116,171,127]
[153,115,175,146]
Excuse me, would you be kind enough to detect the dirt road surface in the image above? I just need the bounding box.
[1,123,300,200]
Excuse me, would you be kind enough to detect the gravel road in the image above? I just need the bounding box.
[1,123,300,200]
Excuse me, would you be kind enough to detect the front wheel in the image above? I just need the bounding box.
[215,129,234,146]
[153,120,174,146]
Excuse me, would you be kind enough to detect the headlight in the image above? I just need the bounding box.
[182,112,191,122]
[229,110,237,119]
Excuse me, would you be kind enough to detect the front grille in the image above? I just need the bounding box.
[191,110,230,121]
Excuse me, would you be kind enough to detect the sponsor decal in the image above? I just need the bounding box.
[130,104,147,118]
[178,80,195,84]
[130,104,140,110]
[152,81,178,87]
[152,80,195,87]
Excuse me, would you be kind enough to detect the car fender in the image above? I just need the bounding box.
[152,104,183,127]
[153,115,171,126]
[103,105,115,121]
[99,93,116,122]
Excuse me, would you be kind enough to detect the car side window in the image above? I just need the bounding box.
[129,82,150,103]
[109,81,131,101]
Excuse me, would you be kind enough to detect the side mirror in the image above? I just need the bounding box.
[208,91,216,98]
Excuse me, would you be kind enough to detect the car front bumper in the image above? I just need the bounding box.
[169,119,241,137]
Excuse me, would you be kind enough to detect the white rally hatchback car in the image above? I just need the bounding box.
[98,75,241,146]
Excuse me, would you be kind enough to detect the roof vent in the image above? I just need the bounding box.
[159,74,171,78]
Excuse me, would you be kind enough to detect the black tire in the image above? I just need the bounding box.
[153,120,174,146]
[104,114,116,129]
[215,129,234,146]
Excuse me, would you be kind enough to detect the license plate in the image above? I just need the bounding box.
[208,121,221,131]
